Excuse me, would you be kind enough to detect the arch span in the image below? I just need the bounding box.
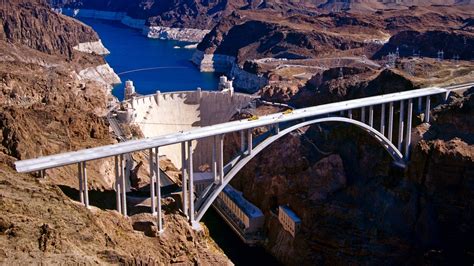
[195,116,404,221]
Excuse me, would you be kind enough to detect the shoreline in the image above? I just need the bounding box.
[57,8,209,43]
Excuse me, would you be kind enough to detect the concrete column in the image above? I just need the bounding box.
[397,100,405,152]
[240,130,245,153]
[274,123,280,135]
[212,136,218,184]
[83,162,89,208]
[417,97,422,113]
[77,162,84,204]
[369,105,374,127]
[155,147,163,232]
[188,141,195,222]
[114,156,121,214]
[247,129,253,155]
[361,107,366,123]
[219,135,224,184]
[425,96,431,123]
[149,148,156,216]
[348,109,353,119]
[181,142,188,217]
[380,103,386,136]
[120,154,127,217]
[405,99,413,159]
[388,102,394,142]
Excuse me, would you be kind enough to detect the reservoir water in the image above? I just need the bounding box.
[79,18,218,100]
[80,18,279,265]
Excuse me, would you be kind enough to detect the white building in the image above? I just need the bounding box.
[217,185,264,234]
[278,205,301,237]
[218,76,234,96]
[124,80,136,100]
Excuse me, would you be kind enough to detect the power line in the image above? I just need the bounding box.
[118,66,191,75]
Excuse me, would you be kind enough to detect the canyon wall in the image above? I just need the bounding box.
[60,8,209,43]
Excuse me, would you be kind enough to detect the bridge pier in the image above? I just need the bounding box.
[77,163,84,205]
[181,142,188,218]
[188,141,195,222]
[380,103,386,135]
[212,136,218,184]
[369,106,374,127]
[397,100,405,151]
[348,109,353,119]
[247,129,253,155]
[114,156,122,214]
[149,148,156,216]
[155,147,163,233]
[120,154,127,217]
[405,99,413,159]
[219,135,224,184]
[425,96,431,123]
[240,130,245,152]
[361,107,366,123]
[388,102,394,142]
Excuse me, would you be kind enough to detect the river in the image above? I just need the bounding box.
[79,18,279,265]
[79,18,218,100]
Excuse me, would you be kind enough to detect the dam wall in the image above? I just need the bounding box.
[128,90,257,169]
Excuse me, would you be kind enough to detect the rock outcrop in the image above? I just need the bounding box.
[0,0,230,264]
[73,40,110,55]
[228,79,474,264]
[146,26,210,43]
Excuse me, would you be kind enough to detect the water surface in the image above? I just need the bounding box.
[80,18,218,100]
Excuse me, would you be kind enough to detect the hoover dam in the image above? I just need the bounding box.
[120,79,257,169]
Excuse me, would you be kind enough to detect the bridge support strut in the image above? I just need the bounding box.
[405,99,413,159]
[181,142,188,218]
[397,100,405,151]
[388,102,394,142]
[155,147,163,233]
[120,154,127,217]
[425,96,431,123]
[114,156,122,214]
[149,148,156,216]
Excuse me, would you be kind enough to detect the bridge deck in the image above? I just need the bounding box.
[15,86,449,173]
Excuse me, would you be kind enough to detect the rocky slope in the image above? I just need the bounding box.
[49,0,473,29]
[1,0,99,58]
[0,0,230,264]
[0,162,229,264]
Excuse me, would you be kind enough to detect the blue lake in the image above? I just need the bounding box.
[79,18,219,100]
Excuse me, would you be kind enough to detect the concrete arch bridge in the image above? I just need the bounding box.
[15,83,472,231]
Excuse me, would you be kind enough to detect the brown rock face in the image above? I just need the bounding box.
[230,85,473,264]
[1,0,98,58]
[0,166,229,264]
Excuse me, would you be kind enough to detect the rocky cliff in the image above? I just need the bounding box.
[0,0,230,264]
[227,69,474,264]
[191,5,472,93]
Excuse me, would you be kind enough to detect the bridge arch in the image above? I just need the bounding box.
[195,116,404,221]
